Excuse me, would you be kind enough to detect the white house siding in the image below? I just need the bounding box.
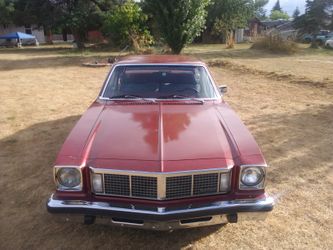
[0,25,45,43]
[235,29,244,43]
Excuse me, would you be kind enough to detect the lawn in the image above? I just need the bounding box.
[0,44,332,249]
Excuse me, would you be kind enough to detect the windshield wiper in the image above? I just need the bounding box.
[158,95,205,104]
[109,94,142,99]
[107,95,156,102]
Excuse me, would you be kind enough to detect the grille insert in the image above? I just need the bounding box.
[166,175,192,199]
[104,174,130,196]
[193,173,219,195]
[131,176,157,199]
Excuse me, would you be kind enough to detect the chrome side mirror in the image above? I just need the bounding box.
[219,85,228,94]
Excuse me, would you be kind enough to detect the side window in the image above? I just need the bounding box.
[103,66,124,97]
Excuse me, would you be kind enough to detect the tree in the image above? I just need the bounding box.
[294,0,333,48]
[13,0,57,43]
[143,0,210,54]
[272,0,282,12]
[52,0,104,48]
[254,0,269,20]
[208,0,254,48]
[293,7,301,18]
[0,0,14,26]
[270,10,290,20]
[103,1,153,50]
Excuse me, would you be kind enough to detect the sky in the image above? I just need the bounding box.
[265,0,306,15]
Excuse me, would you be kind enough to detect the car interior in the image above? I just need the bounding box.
[103,65,217,99]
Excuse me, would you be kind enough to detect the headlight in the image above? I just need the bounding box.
[239,166,265,190]
[55,167,82,191]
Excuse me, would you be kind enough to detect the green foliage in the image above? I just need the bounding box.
[51,0,105,48]
[103,1,153,49]
[294,0,333,48]
[270,10,290,20]
[254,0,269,20]
[251,34,298,54]
[13,0,56,28]
[208,0,254,47]
[144,0,210,54]
[0,0,14,25]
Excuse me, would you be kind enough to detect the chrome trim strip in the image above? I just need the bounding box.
[90,166,233,176]
[98,63,221,101]
[158,175,166,200]
[90,167,233,200]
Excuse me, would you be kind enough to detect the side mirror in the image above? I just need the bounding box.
[219,85,228,94]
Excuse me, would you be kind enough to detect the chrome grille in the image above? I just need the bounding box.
[93,168,231,200]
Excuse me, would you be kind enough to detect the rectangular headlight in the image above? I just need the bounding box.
[92,173,104,193]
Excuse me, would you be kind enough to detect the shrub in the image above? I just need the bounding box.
[102,1,154,50]
[251,35,298,54]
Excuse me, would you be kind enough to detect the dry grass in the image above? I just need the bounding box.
[0,45,332,250]
[251,35,299,54]
[185,43,333,84]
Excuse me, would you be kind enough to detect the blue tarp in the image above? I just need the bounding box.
[0,32,36,40]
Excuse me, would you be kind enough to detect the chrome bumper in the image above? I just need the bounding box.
[47,195,274,230]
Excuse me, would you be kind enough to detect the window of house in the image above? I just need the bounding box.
[25,25,32,34]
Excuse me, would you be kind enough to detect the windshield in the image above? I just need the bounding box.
[102,65,218,99]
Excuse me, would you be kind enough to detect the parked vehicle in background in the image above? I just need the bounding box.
[302,30,333,45]
[325,39,333,48]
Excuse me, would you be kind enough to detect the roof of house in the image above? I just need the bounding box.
[261,20,291,28]
[115,55,204,65]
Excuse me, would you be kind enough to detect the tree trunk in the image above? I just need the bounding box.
[226,30,235,49]
[44,27,53,44]
[130,34,140,52]
[73,30,85,49]
[62,29,68,42]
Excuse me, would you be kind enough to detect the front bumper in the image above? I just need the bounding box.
[47,194,274,230]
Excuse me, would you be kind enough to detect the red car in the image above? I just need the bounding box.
[47,55,274,230]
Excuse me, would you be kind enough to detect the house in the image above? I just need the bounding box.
[261,20,297,40]
[245,17,264,37]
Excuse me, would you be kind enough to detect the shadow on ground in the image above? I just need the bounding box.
[1,104,332,249]
[0,55,112,71]
[250,104,333,186]
[0,115,221,250]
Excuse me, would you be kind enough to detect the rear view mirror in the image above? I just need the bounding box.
[219,85,228,94]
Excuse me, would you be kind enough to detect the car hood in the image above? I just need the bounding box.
[57,102,264,172]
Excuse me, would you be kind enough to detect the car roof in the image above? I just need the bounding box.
[114,55,205,65]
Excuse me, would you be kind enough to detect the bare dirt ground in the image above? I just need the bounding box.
[0,45,332,249]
